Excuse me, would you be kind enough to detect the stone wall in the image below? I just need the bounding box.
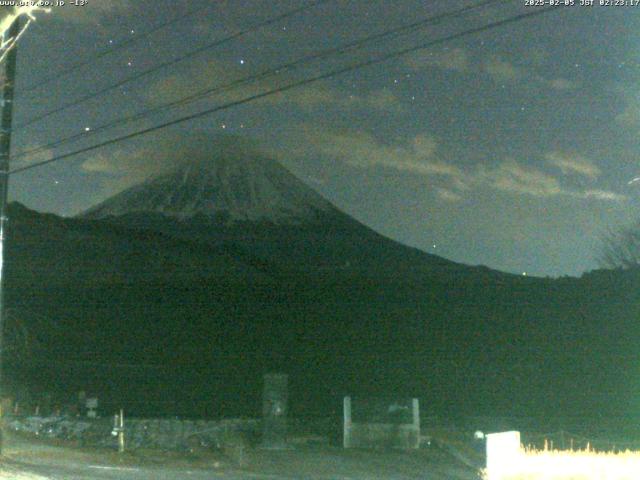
[7,415,260,451]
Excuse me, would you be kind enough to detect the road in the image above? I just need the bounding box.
[2,460,324,480]
[0,432,480,479]
[1,455,480,480]
[2,458,479,480]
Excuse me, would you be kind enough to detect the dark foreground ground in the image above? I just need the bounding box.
[0,431,483,479]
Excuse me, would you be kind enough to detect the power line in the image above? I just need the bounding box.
[18,3,213,96]
[12,0,509,161]
[12,0,333,131]
[11,5,563,176]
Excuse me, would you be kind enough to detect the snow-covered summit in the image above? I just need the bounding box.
[80,136,336,225]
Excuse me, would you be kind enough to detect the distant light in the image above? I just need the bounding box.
[130,29,135,34]
[432,244,437,249]
[221,124,226,129]
[522,272,527,276]
[239,59,245,65]
[84,127,91,132]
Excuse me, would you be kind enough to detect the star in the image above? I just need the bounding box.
[239,59,245,65]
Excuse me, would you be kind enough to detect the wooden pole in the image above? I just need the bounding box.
[0,16,21,457]
[117,409,125,453]
[343,396,352,448]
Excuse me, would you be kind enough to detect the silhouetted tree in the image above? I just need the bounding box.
[599,222,640,269]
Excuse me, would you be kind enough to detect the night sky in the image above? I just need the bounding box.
[6,0,640,277]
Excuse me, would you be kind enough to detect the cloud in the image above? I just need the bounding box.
[80,125,625,208]
[547,78,577,91]
[406,47,469,72]
[306,130,461,179]
[80,145,163,197]
[362,89,405,112]
[79,132,240,198]
[544,151,601,180]
[272,86,337,109]
[145,59,404,116]
[11,143,54,170]
[579,190,627,202]
[144,59,241,107]
[406,47,578,94]
[473,159,622,201]
[435,188,462,203]
[264,85,405,113]
[615,95,640,128]
[80,133,265,200]
[473,160,622,202]
[299,128,624,203]
[483,56,521,83]
[479,159,562,197]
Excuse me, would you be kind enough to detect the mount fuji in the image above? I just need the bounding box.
[78,136,466,275]
[81,137,340,226]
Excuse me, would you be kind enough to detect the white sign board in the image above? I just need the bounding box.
[486,431,521,480]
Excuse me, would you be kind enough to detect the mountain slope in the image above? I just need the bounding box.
[78,136,493,279]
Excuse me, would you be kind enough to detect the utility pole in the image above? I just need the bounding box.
[0,17,21,455]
